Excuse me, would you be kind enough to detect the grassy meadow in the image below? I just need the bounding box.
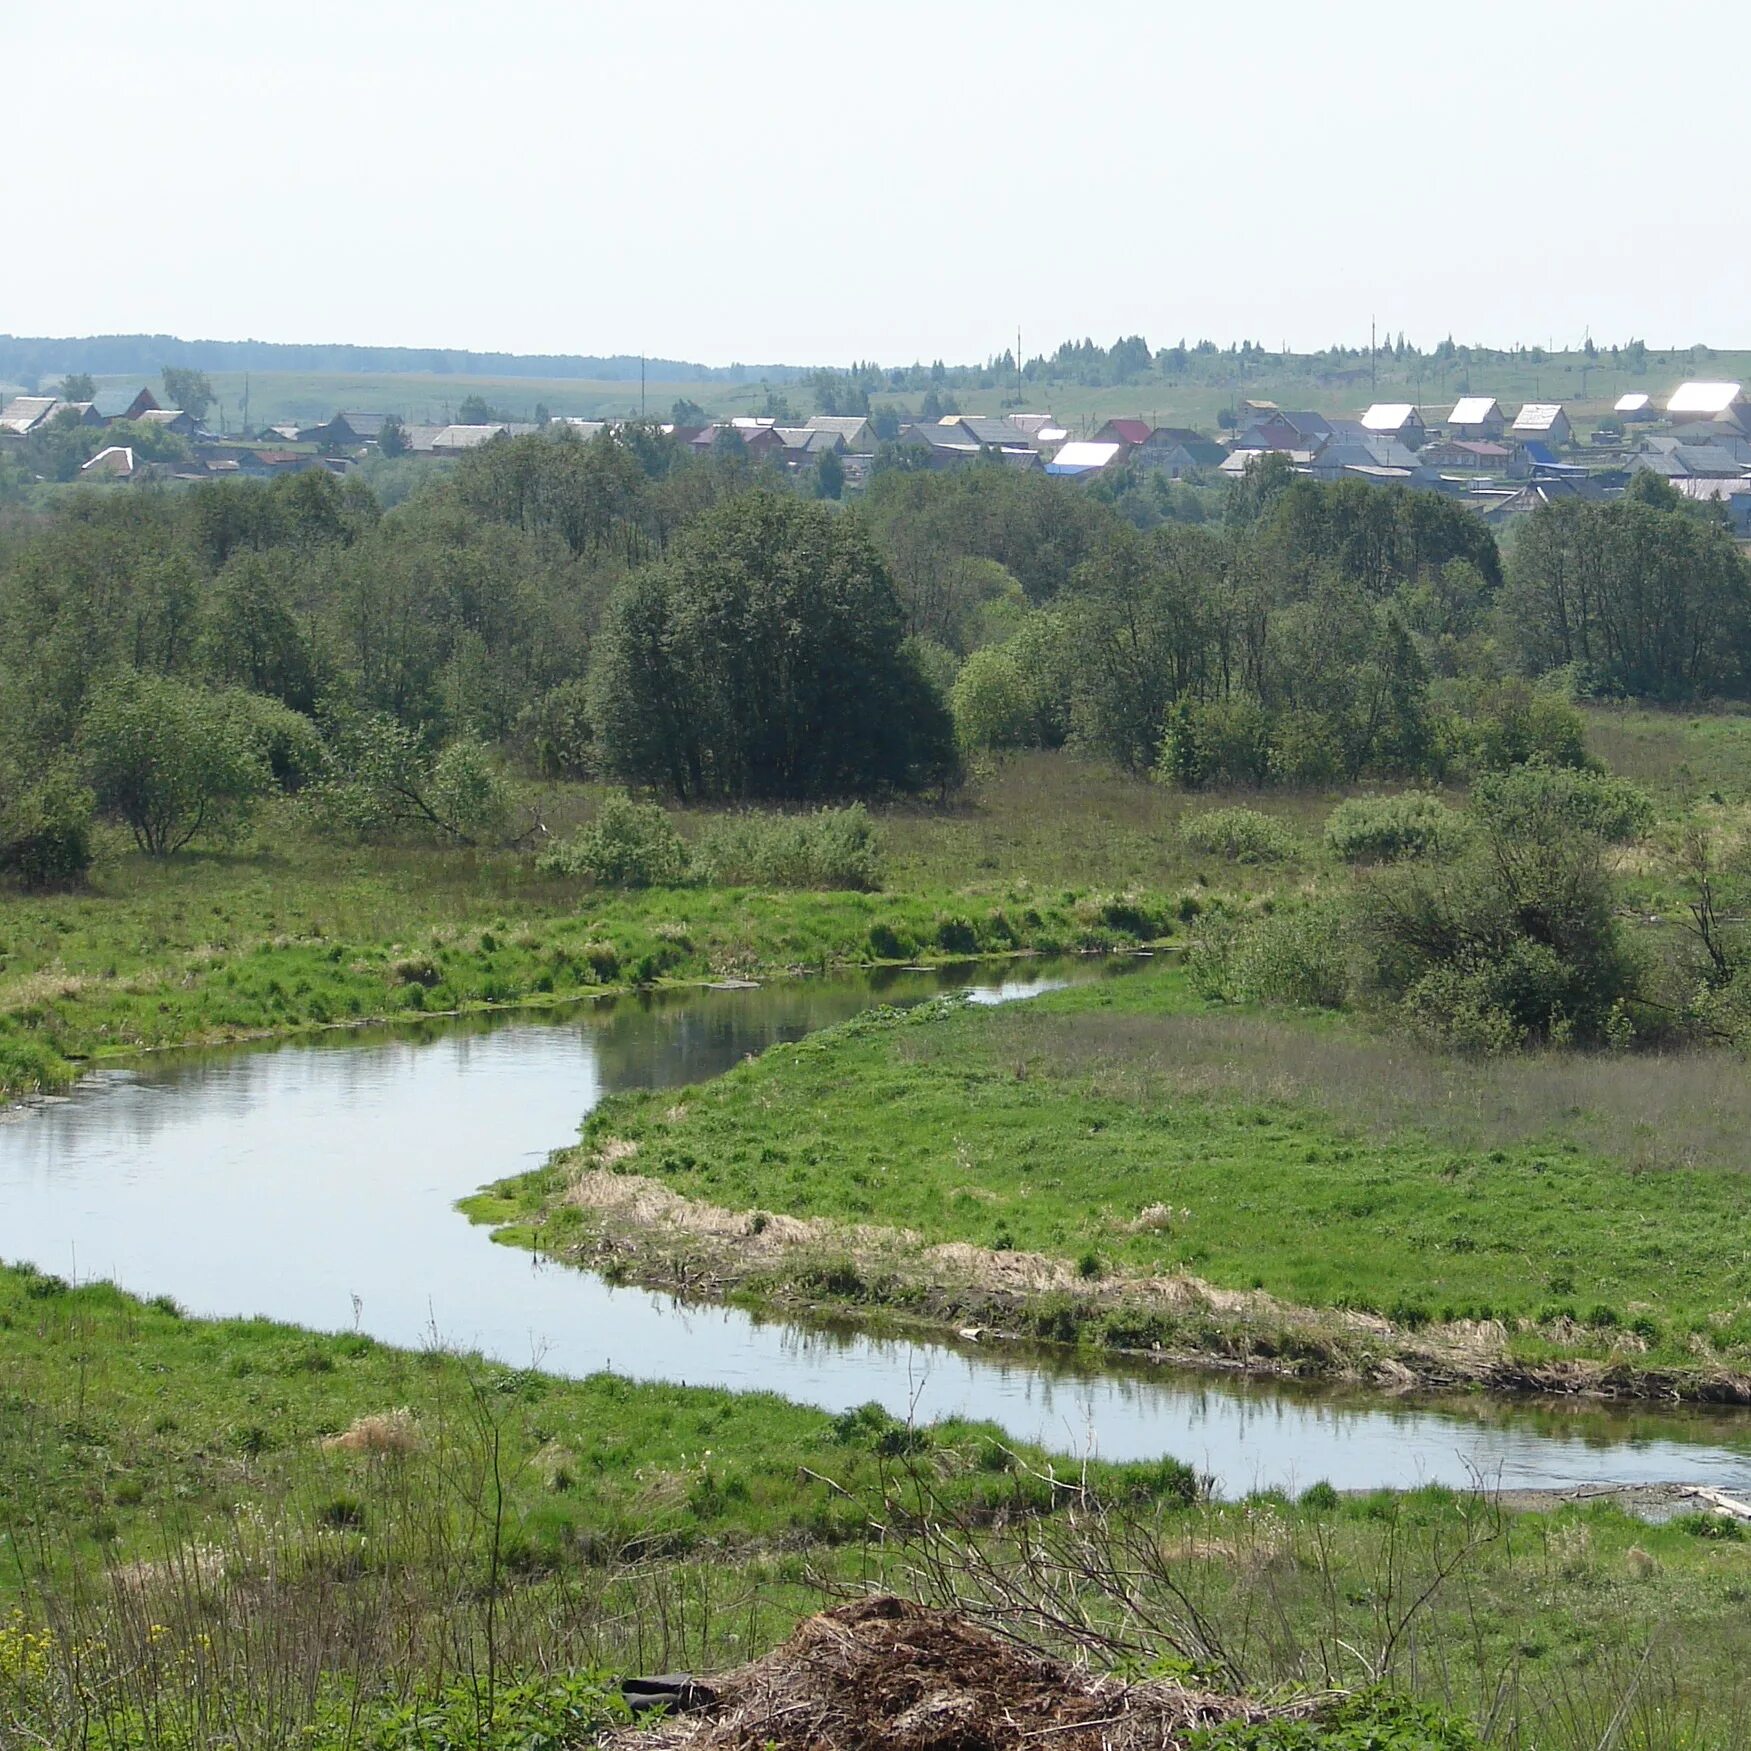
[91,341,1747,440]
[11,1270,1751,1748]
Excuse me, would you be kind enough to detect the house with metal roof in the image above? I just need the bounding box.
[802,414,874,449]
[1235,410,1333,454]
[1361,403,1427,447]
[1666,382,1748,434]
[79,445,139,479]
[1136,426,1227,477]
[0,395,64,436]
[1510,403,1573,446]
[1614,392,1655,422]
[1421,438,1511,471]
[1446,397,1505,440]
[1044,440,1124,478]
[136,407,201,438]
[1093,417,1152,447]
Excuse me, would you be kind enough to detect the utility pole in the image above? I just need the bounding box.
[640,354,646,419]
[1370,316,1377,392]
[1016,325,1023,408]
[243,372,250,434]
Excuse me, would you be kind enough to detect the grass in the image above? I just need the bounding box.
[107,342,1749,441]
[0,760,1346,1097]
[10,1270,1751,1747]
[492,969,1751,1390]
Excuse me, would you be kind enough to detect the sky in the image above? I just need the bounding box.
[8,0,1748,368]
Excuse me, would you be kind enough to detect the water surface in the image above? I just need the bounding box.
[4,962,1749,1496]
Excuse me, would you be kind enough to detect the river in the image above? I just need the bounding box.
[3,961,1748,1497]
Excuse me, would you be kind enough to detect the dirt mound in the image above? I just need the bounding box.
[623,1596,1271,1751]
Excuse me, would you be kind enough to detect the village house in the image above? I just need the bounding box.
[1510,403,1573,446]
[1614,392,1655,423]
[92,387,161,423]
[1044,440,1124,478]
[1666,382,1749,436]
[1446,397,1506,440]
[1360,403,1427,448]
[79,445,139,478]
[0,395,64,436]
[1091,417,1152,448]
[1136,426,1227,477]
[135,407,201,438]
[1235,409,1332,454]
[802,414,875,449]
[1422,438,1511,472]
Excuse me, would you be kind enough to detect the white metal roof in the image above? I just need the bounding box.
[1448,397,1500,424]
[1512,403,1567,431]
[1361,402,1420,431]
[0,395,60,434]
[1614,393,1652,413]
[1048,441,1123,470]
[1668,381,1743,415]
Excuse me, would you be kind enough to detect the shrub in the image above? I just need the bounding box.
[514,678,595,779]
[1187,902,1349,1009]
[1472,760,1653,845]
[1324,792,1458,864]
[1465,682,1591,772]
[1355,805,1641,1050]
[538,794,688,888]
[0,763,94,888]
[1179,807,1301,864]
[693,804,883,891]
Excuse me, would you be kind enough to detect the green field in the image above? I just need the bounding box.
[79,343,1748,440]
[10,1268,1751,1749]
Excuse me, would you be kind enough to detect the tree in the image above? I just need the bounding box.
[588,492,956,800]
[0,760,93,888]
[160,367,214,422]
[670,398,706,425]
[377,415,409,457]
[80,674,273,854]
[312,714,512,844]
[814,447,845,500]
[60,372,95,402]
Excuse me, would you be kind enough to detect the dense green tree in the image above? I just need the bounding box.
[79,674,273,854]
[160,366,214,421]
[1503,497,1751,698]
[589,492,955,799]
[60,372,95,402]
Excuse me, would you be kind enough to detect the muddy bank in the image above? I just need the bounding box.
[523,1160,1751,1408]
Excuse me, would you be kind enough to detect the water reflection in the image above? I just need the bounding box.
[3,960,1748,1495]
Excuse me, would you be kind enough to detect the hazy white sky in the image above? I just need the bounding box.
[9,0,1746,366]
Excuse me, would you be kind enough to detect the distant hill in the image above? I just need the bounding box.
[0,333,807,385]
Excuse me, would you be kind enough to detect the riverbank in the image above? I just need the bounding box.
[9,1266,1751,1750]
[485,977,1751,1403]
[0,865,1179,1098]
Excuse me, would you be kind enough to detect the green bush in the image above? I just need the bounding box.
[1472,761,1653,845]
[538,794,688,888]
[1463,680,1591,772]
[693,804,883,891]
[1187,902,1349,1009]
[0,763,94,888]
[1179,807,1302,864]
[1324,793,1458,864]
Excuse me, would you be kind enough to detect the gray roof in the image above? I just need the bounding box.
[0,395,61,434]
[337,411,391,438]
[803,415,871,440]
[92,387,155,418]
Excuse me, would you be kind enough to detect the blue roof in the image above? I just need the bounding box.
[1521,441,1558,466]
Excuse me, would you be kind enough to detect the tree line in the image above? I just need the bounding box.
[1,427,1748,886]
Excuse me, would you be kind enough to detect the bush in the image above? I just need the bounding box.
[538,793,689,888]
[1463,681,1590,772]
[1472,761,1653,845]
[224,691,326,791]
[1324,793,1458,864]
[693,804,883,891]
[514,679,594,779]
[0,763,94,888]
[1355,805,1641,1050]
[1187,902,1349,1009]
[1179,807,1302,864]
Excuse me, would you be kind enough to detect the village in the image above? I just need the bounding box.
[5,374,1751,530]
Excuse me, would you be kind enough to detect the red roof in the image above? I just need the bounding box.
[1098,418,1152,446]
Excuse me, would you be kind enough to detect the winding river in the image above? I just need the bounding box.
[4,961,1749,1497]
